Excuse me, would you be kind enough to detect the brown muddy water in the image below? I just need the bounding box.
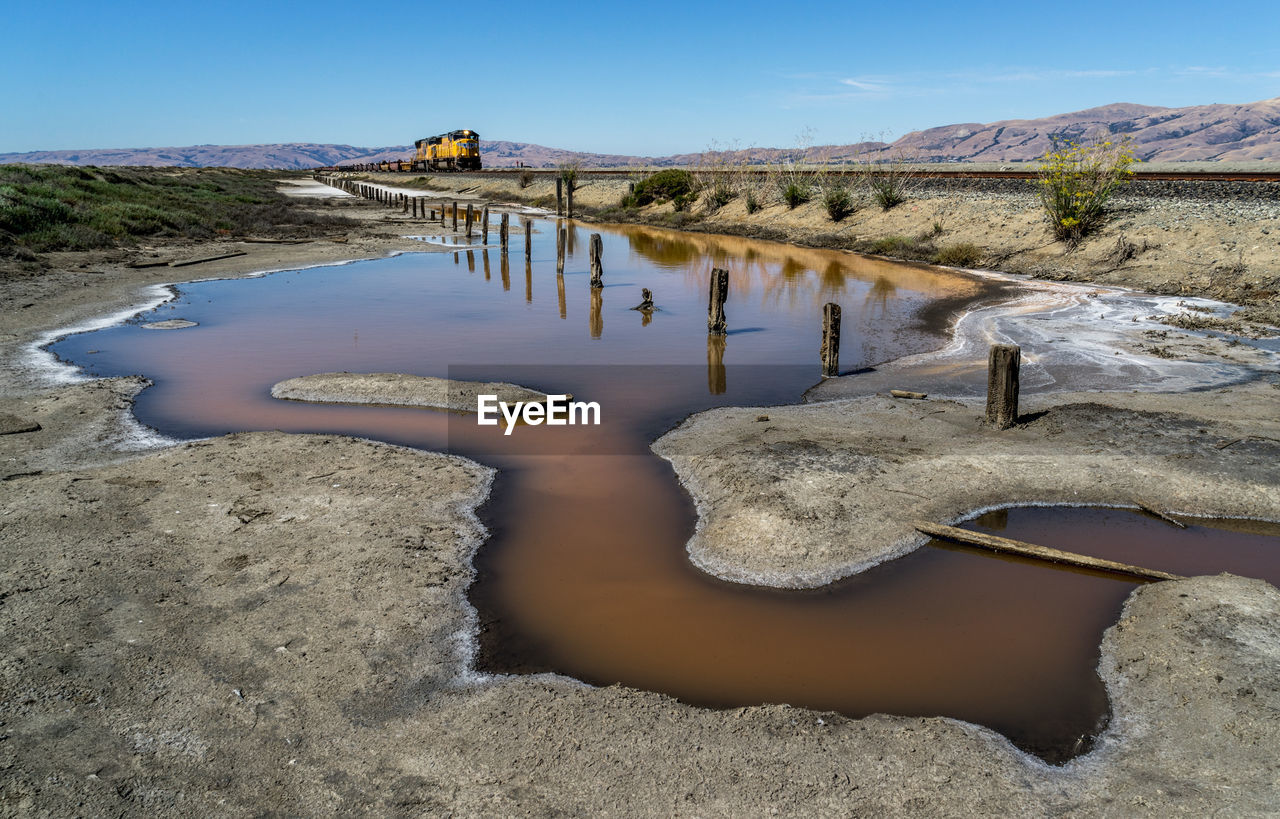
[49,221,1280,763]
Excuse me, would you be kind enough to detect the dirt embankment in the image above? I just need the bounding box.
[376,170,1280,330]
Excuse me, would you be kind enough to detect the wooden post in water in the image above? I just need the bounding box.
[820,302,841,378]
[524,219,532,261]
[481,206,490,244]
[566,185,574,219]
[402,195,408,214]
[500,212,509,252]
[588,233,603,288]
[556,178,563,216]
[465,204,474,238]
[412,197,418,218]
[556,225,566,275]
[707,268,728,335]
[985,344,1021,429]
[451,202,458,231]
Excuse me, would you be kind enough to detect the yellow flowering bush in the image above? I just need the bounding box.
[1036,137,1136,243]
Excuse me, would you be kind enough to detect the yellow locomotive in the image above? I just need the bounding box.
[413,129,481,171]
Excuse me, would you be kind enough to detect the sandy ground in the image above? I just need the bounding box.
[654,385,1280,587]
[271,373,556,412]
[2,176,1279,814]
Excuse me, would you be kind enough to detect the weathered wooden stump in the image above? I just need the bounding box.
[707,268,729,335]
[567,185,574,219]
[820,302,841,377]
[412,198,418,218]
[481,206,490,244]
[524,220,533,261]
[634,288,654,310]
[985,343,1021,429]
[500,212,510,251]
[556,177,564,216]
[465,204,474,238]
[451,202,458,231]
[589,233,603,288]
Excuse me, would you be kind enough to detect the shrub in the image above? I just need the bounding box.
[823,185,854,222]
[557,162,580,194]
[518,169,535,188]
[870,235,917,255]
[745,189,762,214]
[779,179,811,209]
[932,242,983,268]
[626,169,696,208]
[867,170,906,210]
[704,181,734,211]
[1037,137,1136,244]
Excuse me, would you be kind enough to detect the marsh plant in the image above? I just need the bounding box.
[557,161,580,195]
[821,181,855,222]
[860,154,915,210]
[693,141,745,212]
[1037,136,1136,244]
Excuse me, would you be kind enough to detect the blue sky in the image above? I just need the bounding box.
[2,0,1277,155]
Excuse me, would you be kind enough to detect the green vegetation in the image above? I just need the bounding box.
[932,242,983,267]
[778,179,811,209]
[557,161,580,194]
[822,184,855,222]
[622,169,696,208]
[0,165,352,252]
[744,188,762,214]
[869,235,918,255]
[703,180,734,211]
[1037,137,1136,244]
[865,164,907,210]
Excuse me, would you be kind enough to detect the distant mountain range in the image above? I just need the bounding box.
[4,97,1278,169]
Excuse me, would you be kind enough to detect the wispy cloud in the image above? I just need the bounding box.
[839,77,888,92]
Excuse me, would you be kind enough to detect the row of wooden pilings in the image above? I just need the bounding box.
[314,175,1021,426]
[708,267,1020,428]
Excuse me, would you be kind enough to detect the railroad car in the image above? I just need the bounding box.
[413,129,481,171]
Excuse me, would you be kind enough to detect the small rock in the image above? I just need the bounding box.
[0,413,40,435]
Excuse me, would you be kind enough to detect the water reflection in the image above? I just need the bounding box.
[589,287,602,339]
[557,272,566,319]
[707,333,726,394]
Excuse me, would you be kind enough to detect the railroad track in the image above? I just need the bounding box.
[464,168,1280,183]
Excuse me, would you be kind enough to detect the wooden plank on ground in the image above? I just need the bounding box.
[913,520,1184,582]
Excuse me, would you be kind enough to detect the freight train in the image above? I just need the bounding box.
[319,129,482,173]
[413,129,481,171]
